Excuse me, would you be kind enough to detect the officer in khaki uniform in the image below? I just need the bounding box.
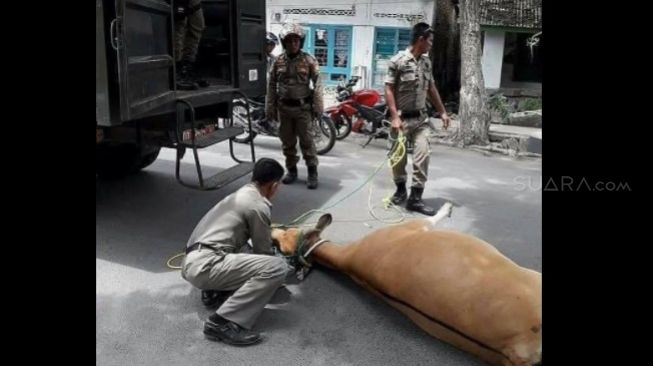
[181,158,288,346]
[173,0,208,90]
[385,22,452,216]
[266,22,324,189]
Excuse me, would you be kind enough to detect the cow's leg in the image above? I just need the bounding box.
[426,202,453,228]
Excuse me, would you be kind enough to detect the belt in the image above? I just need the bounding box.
[280,97,311,107]
[185,242,229,255]
[400,110,424,119]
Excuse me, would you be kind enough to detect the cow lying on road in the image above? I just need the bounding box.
[271,203,541,366]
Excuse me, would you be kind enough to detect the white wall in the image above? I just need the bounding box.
[351,26,375,88]
[266,0,433,28]
[266,0,435,90]
[481,29,505,89]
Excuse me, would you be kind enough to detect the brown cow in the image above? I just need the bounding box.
[271,203,541,366]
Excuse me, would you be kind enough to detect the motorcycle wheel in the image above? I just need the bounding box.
[229,100,258,143]
[312,115,337,155]
[332,113,352,140]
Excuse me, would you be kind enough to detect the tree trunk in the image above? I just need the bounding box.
[455,0,490,146]
[431,0,461,104]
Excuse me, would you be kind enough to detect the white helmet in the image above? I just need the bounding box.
[279,22,305,49]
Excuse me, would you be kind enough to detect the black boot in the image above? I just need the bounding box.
[390,182,407,205]
[405,187,436,216]
[176,60,199,90]
[282,166,298,184]
[258,118,273,134]
[186,61,210,88]
[307,166,318,189]
[204,314,262,346]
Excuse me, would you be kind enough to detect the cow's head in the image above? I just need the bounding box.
[271,213,332,279]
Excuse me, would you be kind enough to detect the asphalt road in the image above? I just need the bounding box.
[96,132,541,366]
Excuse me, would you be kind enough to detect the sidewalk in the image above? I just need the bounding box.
[429,118,542,156]
[322,96,542,156]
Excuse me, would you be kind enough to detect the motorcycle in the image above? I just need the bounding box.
[227,96,337,155]
[324,76,374,140]
[324,77,392,147]
[326,76,440,148]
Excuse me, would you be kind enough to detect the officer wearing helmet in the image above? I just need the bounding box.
[265,32,280,75]
[266,23,323,189]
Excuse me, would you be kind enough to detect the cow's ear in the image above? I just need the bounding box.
[315,214,332,231]
[303,229,320,245]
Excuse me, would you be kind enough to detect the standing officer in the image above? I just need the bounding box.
[385,22,452,216]
[266,22,324,189]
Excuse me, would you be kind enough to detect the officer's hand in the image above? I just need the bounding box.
[391,116,403,130]
[441,112,451,130]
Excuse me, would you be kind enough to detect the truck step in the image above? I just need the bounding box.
[202,162,254,190]
[182,127,246,148]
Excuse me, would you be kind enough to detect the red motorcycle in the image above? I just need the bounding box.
[325,76,440,147]
[324,77,381,138]
[325,76,394,147]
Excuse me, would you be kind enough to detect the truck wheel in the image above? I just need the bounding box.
[137,147,161,169]
[96,144,159,179]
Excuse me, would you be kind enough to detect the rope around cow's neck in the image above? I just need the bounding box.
[166,131,409,270]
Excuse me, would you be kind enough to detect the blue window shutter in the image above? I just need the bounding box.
[373,27,411,88]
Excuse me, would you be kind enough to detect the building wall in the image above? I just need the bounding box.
[481,29,505,90]
[266,0,435,92]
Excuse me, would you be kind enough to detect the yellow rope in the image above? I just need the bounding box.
[166,252,185,270]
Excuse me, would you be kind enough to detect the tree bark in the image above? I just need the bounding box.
[455,0,490,146]
[431,0,461,104]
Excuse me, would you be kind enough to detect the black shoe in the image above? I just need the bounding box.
[187,63,210,88]
[258,120,273,134]
[176,76,199,90]
[282,167,298,184]
[204,315,262,346]
[176,60,199,90]
[201,290,229,307]
[307,166,318,189]
[194,76,210,88]
[390,182,407,205]
[405,187,436,216]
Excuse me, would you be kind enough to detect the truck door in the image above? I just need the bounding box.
[113,0,175,120]
[235,0,266,98]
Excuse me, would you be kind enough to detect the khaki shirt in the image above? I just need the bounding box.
[267,50,324,117]
[186,183,273,255]
[384,48,434,112]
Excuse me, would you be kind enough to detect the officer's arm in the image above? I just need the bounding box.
[266,62,278,121]
[427,81,447,116]
[385,84,399,120]
[248,206,274,255]
[384,59,399,120]
[310,60,324,115]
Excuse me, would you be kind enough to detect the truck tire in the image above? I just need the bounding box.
[137,147,161,169]
[96,144,160,179]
